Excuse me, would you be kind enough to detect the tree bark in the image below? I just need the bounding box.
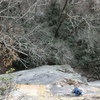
[55,0,68,37]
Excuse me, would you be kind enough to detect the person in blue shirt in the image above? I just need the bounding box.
[72,87,82,96]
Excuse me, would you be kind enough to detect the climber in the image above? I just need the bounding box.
[72,87,82,96]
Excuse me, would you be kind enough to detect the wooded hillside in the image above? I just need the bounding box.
[0,0,100,80]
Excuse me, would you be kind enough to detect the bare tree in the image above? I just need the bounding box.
[0,0,100,72]
[0,0,50,68]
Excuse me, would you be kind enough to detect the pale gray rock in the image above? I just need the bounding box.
[0,65,85,85]
[88,81,100,88]
[0,65,100,100]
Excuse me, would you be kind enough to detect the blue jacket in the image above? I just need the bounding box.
[72,87,82,96]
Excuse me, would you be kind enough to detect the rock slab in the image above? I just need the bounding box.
[0,65,100,100]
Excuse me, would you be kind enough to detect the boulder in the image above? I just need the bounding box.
[0,65,100,100]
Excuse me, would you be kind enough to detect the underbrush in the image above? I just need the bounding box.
[0,0,100,80]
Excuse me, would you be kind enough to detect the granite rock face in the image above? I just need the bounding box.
[0,65,86,84]
[0,65,100,100]
[17,65,87,85]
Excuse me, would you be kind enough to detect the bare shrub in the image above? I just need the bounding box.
[0,0,73,69]
[0,68,16,100]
